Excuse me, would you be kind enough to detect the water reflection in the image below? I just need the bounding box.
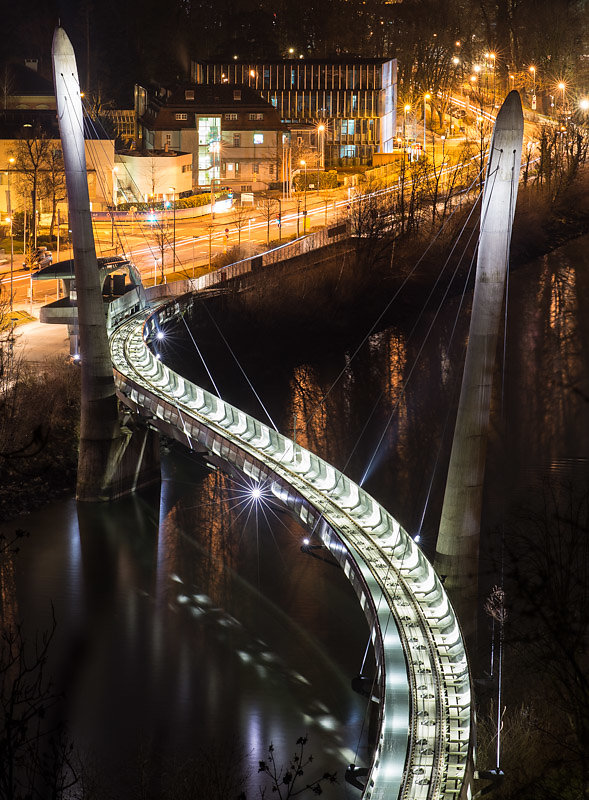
[3,236,589,797]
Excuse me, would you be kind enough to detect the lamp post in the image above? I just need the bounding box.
[489,52,496,107]
[210,140,220,219]
[317,123,325,185]
[529,66,536,110]
[403,103,411,146]
[558,81,566,116]
[423,93,430,154]
[169,186,176,270]
[6,157,15,313]
[300,159,307,231]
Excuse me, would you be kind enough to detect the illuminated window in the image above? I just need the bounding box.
[175,113,188,120]
[185,90,194,100]
[253,133,264,144]
[249,113,264,120]
[225,113,238,120]
[233,133,241,147]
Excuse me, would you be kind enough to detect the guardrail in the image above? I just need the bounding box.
[109,300,474,800]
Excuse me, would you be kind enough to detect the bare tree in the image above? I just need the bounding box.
[11,123,53,249]
[231,201,253,247]
[41,147,67,240]
[258,736,337,798]
[256,194,279,245]
[501,481,589,798]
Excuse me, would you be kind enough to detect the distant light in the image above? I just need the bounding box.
[580,98,589,111]
[473,64,481,73]
[156,330,165,340]
[303,538,310,546]
[288,47,294,54]
[156,352,161,359]
[414,534,421,543]
[249,69,256,78]
[72,353,80,362]
[251,486,262,500]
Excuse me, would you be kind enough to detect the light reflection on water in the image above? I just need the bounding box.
[3,236,589,796]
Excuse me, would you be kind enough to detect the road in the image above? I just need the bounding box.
[91,189,350,284]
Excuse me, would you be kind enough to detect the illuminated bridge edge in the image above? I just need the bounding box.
[109,302,474,800]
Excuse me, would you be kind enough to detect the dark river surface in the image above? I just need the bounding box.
[2,235,589,798]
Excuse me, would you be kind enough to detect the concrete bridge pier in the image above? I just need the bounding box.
[52,25,160,501]
[435,91,523,648]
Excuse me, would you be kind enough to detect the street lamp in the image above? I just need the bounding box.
[168,186,176,271]
[509,74,515,90]
[300,159,307,231]
[317,123,325,185]
[580,98,589,113]
[423,93,431,154]
[5,216,13,313]
[558,81,566,115]
[6,157,14,313]
[210,140,220,219]
[489,52,496,106]
[529,66,536,109]
[403,104,411,145]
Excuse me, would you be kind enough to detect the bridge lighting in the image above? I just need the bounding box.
[156,330,165,340]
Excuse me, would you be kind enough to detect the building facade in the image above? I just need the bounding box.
[135,84,285,193]
[191,58,397,165]
[0,112,115,216]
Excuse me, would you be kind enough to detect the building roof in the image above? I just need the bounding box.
[196,57,394,66]
[2,61,55,99]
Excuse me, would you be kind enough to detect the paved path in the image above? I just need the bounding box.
[11,304,70,363]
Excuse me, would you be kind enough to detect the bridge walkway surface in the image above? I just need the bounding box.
[109,298,473,800]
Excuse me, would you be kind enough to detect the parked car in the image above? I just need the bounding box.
[31,246,53,270]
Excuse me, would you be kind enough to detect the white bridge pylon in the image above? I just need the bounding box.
[109,300,473,800]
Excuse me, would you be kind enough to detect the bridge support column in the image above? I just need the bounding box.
[435,92,523,646]
[52,26,160,501]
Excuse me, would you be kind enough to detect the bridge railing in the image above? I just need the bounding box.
[110,305,473,800]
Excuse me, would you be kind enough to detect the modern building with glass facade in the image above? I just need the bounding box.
[191,58,397,165]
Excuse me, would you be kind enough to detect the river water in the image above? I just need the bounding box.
[2,236,588,797]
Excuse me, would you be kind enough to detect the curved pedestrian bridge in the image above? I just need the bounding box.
[109,298,473,800]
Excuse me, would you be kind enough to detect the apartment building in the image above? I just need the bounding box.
[135,83,286,193]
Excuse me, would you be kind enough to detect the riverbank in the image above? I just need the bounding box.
[3,167,589,522]
[188,166,589,359]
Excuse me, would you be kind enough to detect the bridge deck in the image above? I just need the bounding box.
[109,302,473,800]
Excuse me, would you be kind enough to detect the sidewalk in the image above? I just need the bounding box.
[10,302,70,363]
